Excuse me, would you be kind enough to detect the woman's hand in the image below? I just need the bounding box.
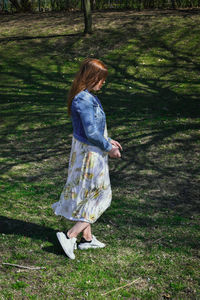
[110,139,123,151]
[108,146,121,158]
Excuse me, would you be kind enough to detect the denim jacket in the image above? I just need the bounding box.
[71,89,112,152]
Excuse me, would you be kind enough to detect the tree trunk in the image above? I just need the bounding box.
[65,0,70,10]
[171,0,176,9]
[90,0,95,10]
[82,0,92,34]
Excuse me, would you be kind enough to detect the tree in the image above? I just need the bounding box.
[9,0,32,12]
[171,0,176,9]
[82,0,92,34]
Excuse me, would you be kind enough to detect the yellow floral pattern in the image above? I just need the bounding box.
[52,127,112,224]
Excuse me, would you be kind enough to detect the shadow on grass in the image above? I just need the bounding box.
[0,32,80,43]
[0,215,66,255]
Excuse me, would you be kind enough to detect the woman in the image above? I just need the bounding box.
[52,58,122,259]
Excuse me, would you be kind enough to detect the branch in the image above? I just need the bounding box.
[101,278,140,296]
[147,237,163,245]
[2,262,46,270]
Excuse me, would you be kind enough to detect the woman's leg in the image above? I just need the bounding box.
[67,221,90,239]
[82,224,92,241]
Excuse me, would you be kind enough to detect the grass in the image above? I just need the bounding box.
[0,9,200,299]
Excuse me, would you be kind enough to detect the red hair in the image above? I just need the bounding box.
[67,58,108,115]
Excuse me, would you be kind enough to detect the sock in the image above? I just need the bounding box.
[80,237,92,243]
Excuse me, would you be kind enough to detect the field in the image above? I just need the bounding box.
[0,9,200,299]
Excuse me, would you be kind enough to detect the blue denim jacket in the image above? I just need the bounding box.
[71,89,112,152]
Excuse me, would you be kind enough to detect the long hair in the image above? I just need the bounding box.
[67,58,108,115]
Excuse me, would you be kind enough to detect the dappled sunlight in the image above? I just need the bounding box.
[1,8,199,214]
[0,9,199,299]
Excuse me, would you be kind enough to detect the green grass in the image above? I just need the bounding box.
[0,9,200,299]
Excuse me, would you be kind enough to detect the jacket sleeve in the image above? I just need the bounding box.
[74,94,112,152]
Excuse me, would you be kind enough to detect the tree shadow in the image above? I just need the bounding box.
[0,32,81,43]
[0,10,199,250]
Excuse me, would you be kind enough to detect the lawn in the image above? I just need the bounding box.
[0,9,200,299]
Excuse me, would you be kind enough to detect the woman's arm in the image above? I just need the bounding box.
[75,94,112,152]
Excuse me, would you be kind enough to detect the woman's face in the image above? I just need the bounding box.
[92,79,105,91]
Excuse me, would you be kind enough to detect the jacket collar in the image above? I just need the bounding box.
[84,89,103,110]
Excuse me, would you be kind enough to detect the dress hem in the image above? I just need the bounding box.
[52,204,96,224]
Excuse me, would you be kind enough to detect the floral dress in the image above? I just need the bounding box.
[52,126,112,224]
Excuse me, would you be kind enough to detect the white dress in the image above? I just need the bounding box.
[52,126,112,224]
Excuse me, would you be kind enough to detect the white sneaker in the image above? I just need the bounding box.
[78,235,105,250]
[56,232,77,259]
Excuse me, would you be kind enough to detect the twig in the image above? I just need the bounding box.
[2,263,46,270]
[108,220,119,228]
[101,278,140,296]
[147,237,163,245]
